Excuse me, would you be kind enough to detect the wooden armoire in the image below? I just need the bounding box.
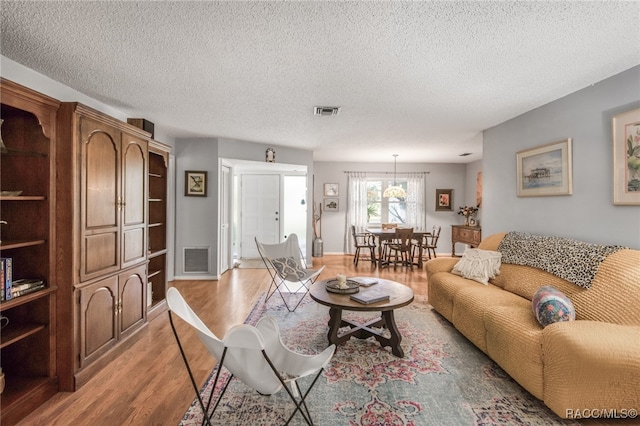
[55,103,166,390]
[1,80,171,424]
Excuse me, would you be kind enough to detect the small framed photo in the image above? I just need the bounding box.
[435,189,453,211]
[324,183,339,197]
[323,198,339,212]
[516,138,572,197]
[612,107,640,205]
[185,170,207,197]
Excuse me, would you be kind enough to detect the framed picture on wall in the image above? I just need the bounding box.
[612,107,640,205]
[516,138,573,197]
[323,198,339,212]
[324,183,339,197]
[185,170,207,197]
[435,189,453,211]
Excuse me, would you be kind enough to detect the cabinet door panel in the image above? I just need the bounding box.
[79,276,118,368]
[119,265,146,339]
[80,117,121,280]
[122,138,146,225]
[85,233,118,274]
[83,124,119,229]
[122,228,145,263]
[121,134,147,268]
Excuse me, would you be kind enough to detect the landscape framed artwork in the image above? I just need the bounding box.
[185,170,207,197]
[323,198,339,212]
[612,107,640,205]
[435,189,453,211]
[516,139,573,197]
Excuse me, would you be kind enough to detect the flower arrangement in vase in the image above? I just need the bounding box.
[458,205,479,226]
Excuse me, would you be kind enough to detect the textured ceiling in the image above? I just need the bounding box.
[1,1,639,163]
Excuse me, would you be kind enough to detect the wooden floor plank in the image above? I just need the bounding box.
[17,254,432,425]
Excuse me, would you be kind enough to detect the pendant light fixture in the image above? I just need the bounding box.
[383,154,407,198]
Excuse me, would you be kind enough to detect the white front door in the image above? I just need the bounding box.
[241,174,280,258]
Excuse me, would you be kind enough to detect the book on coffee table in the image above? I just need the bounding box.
[353,277,378,287]
[350,289,390,305]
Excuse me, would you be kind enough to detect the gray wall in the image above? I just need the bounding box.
[5,54,637,268]
[174,137,315,278]
[313,161,470,254]
[483,66,640,248]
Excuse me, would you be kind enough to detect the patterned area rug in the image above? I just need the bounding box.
[180,294,577,425]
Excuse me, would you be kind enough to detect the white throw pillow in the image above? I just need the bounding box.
[451,249,502,285]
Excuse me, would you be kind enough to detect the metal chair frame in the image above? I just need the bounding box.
[167,288,334,425]
[255,233,325,312]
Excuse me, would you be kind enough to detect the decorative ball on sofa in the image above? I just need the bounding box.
[532,286,575,327]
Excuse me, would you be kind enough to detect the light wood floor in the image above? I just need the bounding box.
[18,254,430,426]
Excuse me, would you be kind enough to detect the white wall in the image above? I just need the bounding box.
[312,161,470,254]
[483,66,640,248]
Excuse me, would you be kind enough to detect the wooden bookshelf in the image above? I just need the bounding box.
[147,139,170,321]
[0,78,60,425]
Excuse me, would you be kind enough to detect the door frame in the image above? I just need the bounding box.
[219,159,308,271]
[218,164,232,274]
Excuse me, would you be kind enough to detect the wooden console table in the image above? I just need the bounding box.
[451,225,482,256]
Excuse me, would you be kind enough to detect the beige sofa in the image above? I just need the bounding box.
[426,232,640,419]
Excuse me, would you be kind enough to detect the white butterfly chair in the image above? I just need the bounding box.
[167,287,335,426]
[255,233,325,312]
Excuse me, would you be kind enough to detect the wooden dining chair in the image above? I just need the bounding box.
[383,227,414,270]
[422,225,441,260]
[351,225,377,266]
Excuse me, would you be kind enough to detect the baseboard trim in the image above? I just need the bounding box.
[173,274,219,280]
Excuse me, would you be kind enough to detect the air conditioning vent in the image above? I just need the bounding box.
[314,106,341,116]
[184,247,210,273]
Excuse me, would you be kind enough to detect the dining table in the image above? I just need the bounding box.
[366,228,432,268]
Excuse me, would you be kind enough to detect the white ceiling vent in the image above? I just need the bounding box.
[314,106,341,116]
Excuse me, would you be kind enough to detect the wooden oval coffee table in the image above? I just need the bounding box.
[310,277,414,357]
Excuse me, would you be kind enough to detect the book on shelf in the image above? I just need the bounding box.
[11,278,45,298]
[353,277,378,287]
[350,289,390,305]
[12,283,46,298]
[0,259,4,302]
[1,258,12,301]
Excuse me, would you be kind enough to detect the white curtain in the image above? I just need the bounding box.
[406,172,427,230]
[344,172,369,254]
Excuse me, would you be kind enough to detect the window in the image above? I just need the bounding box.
[344,171,426,253]
[366,178,409,225]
